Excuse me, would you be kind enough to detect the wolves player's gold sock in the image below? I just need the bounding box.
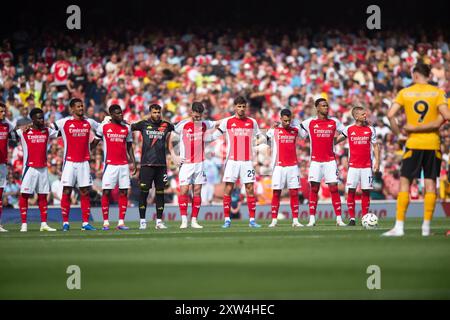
[396,192,409,222]
[424,192,437,222]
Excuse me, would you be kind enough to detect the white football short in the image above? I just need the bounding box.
[223,160,256,184]
[21,167,50,194]
[346,167,373,190]
[0,164,7,188]
[272,165,300,189]
[179,162,207,186]
[308,160,339,184]
[61,161,92,188]
[102,164,131,189]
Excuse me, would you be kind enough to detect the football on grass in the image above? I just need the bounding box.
[361,213,378,229]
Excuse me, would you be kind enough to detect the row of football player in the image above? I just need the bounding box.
[0,94,381,232]
[1,63,448,236]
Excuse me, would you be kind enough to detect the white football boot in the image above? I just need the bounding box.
[155,221,168,229]
[139,219,147,230]
[191,219,204,229]
[40,223,57,232]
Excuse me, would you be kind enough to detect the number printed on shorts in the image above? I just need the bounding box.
[247,169,256,178]
[368,176,373,184]
[163,174,168,182]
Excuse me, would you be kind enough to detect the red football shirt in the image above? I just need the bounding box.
[55,116,98,162]
[342,124,376,168]
[0,119,14,164]
[266,126,302,167]
[17,127,58,168]
[95,122,132,165]
[300,117,344,162]
[218,116,261,161]
[50,60,72,85]
[174,119,216,164]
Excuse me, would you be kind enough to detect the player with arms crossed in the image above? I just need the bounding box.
[91,104,136,231]
[132,104,174,230]
[266,108,304,227]
[300,98,347,227]
[337,106,380,226]
[211,96,263,228]
[54,98,98,231]
[383,63,450,236]
[0,102,16,232]
[16,108,58,232]
[169,102,217,229]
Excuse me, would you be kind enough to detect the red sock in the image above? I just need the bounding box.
[0,188,3,220]
[223,195,231,218]
[61,193,71,223]
[347,189,356,219]
[38,194,48,223]
[361,190,371,215]
[192,196,201,219]
[289,189,299,219]
[119,193,128,221]
[247,195,256,219]
[329,184,342,216]
[309,183,319,216]
[271,190,281,219]
[179,194,189,217]
[101,193,110,221]
[80,193,91,223]
[19,194,30,223]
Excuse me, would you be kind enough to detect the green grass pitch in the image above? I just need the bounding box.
[0,218,449,299]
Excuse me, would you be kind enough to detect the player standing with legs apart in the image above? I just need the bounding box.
[210,96,264,228]
[131,104,174,230]
[16,108,58,232]
[337,106,380,226]
[299,98,347,227]
[383,63,450,237]
[54,98,98,231]
[169,102,217,229]
[91,104,136,231]
[0,102,15,232]
[266,109,303,227]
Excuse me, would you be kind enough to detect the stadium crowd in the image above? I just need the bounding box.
[1,27,449,207]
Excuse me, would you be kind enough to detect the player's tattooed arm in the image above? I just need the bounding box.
[387,102,402,136]
[90,138,100,153]
[438,101,450,121]
[334,135,347,145]
[404,114,445,133]
[373,143,381,172]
